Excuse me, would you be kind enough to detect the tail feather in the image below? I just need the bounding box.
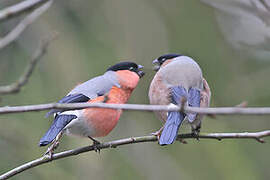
[159,86,201,145]
[159,86,187,145]
[159,111,184,145]
[39,114,77,146]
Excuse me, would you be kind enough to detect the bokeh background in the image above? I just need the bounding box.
[1,0,270,179]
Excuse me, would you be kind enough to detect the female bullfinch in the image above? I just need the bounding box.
[148,54,211,145]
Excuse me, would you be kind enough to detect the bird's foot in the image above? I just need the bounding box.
[93,140,101,153]
[88,136,101,153]
[43,131,63,158]
[151,130,161,140]
[43,141,59,158]
[192,128,200,141]
[151,126,164,141]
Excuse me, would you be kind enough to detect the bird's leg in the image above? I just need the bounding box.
[151,126,164,141]
[191,123,201,141]
[88,136,101,153]
[44,131,63,158]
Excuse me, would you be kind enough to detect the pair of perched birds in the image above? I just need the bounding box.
[40,53,211,154]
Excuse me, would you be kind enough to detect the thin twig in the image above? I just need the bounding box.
[1,102,270,115]
[259,0,270,11]
[0,0,53,49]
[1,130,270,180]
[0,0,49,22]
[0,33,56,95]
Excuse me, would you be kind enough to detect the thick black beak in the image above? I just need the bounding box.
[137,64,145,78]
[152,59,160,71]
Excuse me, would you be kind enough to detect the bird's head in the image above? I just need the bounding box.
[152,53,182,71]
[107,61,145,78]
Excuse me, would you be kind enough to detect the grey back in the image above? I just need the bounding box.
[68,71,120,99]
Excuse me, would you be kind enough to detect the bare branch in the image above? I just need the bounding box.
[1,130,270,180]
[0,33,56,95]
[1,102,270,115]
[258,0,270,11]
[0,0,53,49]
[0,0,50,22]
[184,130,270,143]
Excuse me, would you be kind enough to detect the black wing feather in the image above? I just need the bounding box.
[46,94,90,117]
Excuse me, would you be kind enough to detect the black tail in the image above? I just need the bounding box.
[39,114,77,146]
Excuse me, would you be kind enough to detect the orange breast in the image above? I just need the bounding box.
[83,86,133,137]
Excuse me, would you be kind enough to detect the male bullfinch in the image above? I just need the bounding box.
[40,61,144,154]
[148,54,211,145]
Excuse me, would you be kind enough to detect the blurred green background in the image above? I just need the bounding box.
[1,0,270,179]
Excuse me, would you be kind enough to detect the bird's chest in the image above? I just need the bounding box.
[83,86,132,137]
[83,108,122,137]
[149,74,171,122]
[149,76,170,105]
[107,86,132,104]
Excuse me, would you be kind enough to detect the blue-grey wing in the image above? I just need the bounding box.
[187,88,201,122]
[46,71,120,117]
[68,71,120,99]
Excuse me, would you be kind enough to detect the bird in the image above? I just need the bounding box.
[39,61,145,154]
[148,54,211,145]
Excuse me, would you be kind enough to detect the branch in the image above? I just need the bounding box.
[1,130,270,180]
[1,102,270,115]
[0,0,53,49]
[258,0,270,11]
[0,33,56,95]
[0,0,50,22]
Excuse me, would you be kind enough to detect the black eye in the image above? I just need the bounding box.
[158,58,166,64]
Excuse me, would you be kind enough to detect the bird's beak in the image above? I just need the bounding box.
[137,64,145,78]
[152,59,160,71]
[138,64,144,69]
[152,59,159,64]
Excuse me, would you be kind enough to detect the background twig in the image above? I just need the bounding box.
[0,0,53,49]
[1,130,269,180]
[0,33,56,95]
[0,0,50,22]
